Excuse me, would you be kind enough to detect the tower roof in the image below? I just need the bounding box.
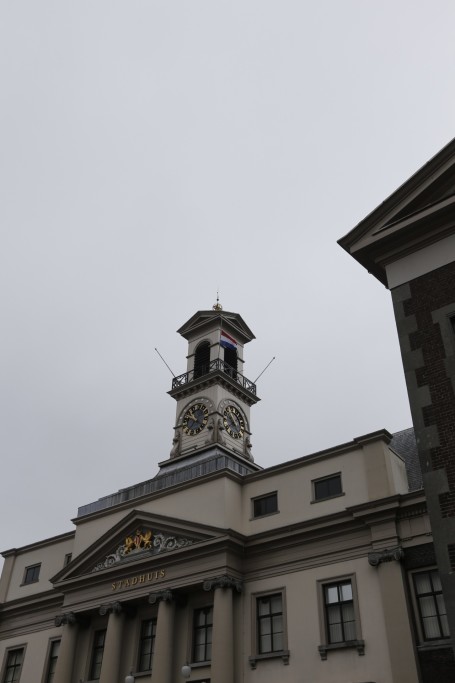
[177,310,255,344]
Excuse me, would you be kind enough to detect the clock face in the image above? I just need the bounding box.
[182,403,209,436]
[223,405,245,439]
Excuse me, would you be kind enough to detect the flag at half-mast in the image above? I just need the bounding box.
[220,330,237,351]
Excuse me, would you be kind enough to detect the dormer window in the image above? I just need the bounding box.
[194,341,210,379]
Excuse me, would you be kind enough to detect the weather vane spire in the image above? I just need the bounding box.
[212,290,223,311]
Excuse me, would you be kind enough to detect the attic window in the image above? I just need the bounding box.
[23,563,41,585]
[313,474,343,502]
[253,492,278,518]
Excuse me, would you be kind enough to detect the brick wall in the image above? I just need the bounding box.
[419,647,455,683]
[392,260,455,667]
[402,261,455,515]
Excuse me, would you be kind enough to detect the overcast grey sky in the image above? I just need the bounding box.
[1,1,455,565]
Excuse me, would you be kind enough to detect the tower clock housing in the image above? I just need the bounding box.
[163,305,260,471]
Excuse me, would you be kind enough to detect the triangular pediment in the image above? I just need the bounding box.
[177,310,255,344]
[52,511,223,584]
[338,137,455,284]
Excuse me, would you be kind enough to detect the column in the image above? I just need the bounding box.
[53,612,79,683]
[99,602,125,683]
[203,575,242,683]
[149,590,175,683]
[368,548,420,683]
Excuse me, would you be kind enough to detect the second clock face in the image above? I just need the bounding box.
[182,403,209,435]
[223,406,245,438]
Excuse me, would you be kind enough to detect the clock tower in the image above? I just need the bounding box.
[160,301,261,473]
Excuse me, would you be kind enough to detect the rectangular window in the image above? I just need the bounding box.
[63,553,72,567]
[313,474,342,501]
[89,629,106,680]
[257,593,284,654]
[45,640,60,683]
[193,607,213,663]
[414,570,449,640]
[324,580,356,643]
[137,619,157,672]
[253,492,278,518]
[22,564,41,585]
[2,648,24,683]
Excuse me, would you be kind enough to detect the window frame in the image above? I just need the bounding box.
[252,492,279,519]
[312,473,343,503]
[1,646,26,683]
[410,567,450,644]
[42,639,60,683]
[249,588,289,669]
[22,563,41,585]
[192,605,213,665]
[317,574,364,659]
[136,617,157,673]
[88,629,106,681]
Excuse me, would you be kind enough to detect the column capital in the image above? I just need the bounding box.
[148,589,174,604]
[99,601,123,616]
[203,575,243,593]
[368,546,404,567]
[54,611,77,627]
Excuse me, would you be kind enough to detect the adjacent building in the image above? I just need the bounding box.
[339,136,455,678]
[1,305,452,682]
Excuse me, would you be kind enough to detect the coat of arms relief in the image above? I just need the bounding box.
[92,527,194,572]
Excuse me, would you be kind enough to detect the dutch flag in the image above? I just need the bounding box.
[220,330,237,351]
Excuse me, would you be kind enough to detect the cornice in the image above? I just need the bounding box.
[1,530,75,558]
[244,429,393,482]
[0,588,63,618]
[338,137,455,250]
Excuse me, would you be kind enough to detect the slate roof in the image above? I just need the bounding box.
[390,427,423,491]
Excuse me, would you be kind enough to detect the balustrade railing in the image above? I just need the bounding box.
[171,358,256,395]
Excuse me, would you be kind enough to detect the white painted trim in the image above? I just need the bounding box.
[386,233,455,289]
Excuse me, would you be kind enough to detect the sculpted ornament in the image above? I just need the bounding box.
[170,429,181,458]
[368,546,404,567]
[92,528,193,572]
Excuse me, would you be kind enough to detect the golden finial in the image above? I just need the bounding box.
[212,290,223,311]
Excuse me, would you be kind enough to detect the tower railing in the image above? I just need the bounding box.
[171,358,257,395]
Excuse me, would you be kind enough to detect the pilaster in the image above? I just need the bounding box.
[53,612,79,683]
[203,575,242,683]
[369,548,420,683]
[149,590,175,683]
[99,602,125,683]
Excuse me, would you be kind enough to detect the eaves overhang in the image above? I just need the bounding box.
[177,310,255,344]
[338,137,455,286]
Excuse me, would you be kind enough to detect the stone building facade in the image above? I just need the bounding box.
[1,306,454,682]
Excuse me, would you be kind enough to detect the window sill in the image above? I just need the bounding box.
[130,671,152,679]
[248,650,290,669]
[311,492,345,504]
[417,639,452,651]
[190,661,211,669]
[318,640,364,660]
[250,510,280,521]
